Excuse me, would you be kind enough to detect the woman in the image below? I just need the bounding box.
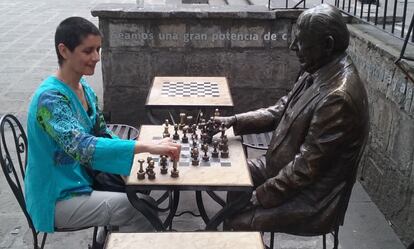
[25,16,180,246]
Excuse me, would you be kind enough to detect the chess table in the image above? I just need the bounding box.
[105,232,265,249]
[124,125,253,231]
[145,77,234,124]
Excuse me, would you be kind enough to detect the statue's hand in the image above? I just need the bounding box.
[213,116,236,129]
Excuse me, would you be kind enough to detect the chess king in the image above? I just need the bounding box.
[215,4,369,233]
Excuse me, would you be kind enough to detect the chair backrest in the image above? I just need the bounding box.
[335,127,370,228]
[0,114,35,230]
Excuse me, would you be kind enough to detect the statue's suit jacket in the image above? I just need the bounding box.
[230,54,369,234]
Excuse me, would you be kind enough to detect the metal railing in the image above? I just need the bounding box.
[267,0,413,62]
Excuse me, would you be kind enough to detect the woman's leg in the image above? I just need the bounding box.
[55,191,153,242]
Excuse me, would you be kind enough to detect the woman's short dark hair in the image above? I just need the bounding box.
[297,4,349,53]
[54,17,101,66]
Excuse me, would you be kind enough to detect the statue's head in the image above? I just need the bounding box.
[289,4,349,73]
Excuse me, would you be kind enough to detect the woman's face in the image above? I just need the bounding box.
[61,34,101,76]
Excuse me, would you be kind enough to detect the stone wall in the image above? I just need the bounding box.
[347,24,414,244]
[92,4,300,124]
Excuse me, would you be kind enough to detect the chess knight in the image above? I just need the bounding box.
[215,4,369,234]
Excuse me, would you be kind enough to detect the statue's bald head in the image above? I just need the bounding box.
[296,4,349,53]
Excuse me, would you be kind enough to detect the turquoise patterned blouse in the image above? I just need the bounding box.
[25,76,136,233]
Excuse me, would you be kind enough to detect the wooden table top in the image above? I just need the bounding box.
[125,125,253,189]
[105,232,265,249]
[146,77,233,107]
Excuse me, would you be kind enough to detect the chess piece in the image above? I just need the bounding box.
[171,160,179,178]
[202,144,209,161]
[137,159,145,180]
[147,166,156,180]
[146,160,155,173]
[172,124,180,140]
[220,123,226,139]
[220,136,229,158]
[191,147,199,166]
[181,126,189,143]
[191,136,198,148]
[187,116,193,133]
[179,113,186,130]
[147,156,153,165]
[163,124,170,138]
[211,140,219,158]
[160,155,168,174]
[214,108,220,117]
[191,124,198,140]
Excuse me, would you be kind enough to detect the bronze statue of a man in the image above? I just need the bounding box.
[216,4,369,233]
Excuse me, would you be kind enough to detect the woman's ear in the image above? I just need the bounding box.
[57,43,69,60]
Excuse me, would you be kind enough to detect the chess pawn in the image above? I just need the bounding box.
[163,125,170,138]
[202,144,209,161]
[137,159,145,180]
[220,136,229,158]
[191,147,199,166]
[147,156,153,165]
[191,124,198,140]
[211,140,219,158]
[220,123,226,139]
[160,155,168,174]
[181,126,189,143]
[171,160,179,178]
[172,124,180,140]
[191,136,198,148]
[147,167,156,180]
[179,113,186,130]
[214,108,220,117]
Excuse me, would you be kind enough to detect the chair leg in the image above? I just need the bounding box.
[91,227,98,247]
[40,233,47,249]
[270,232,275,249]
[322,234,326,249]
[333,227,339,249]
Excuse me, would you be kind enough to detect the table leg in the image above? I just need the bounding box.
[163,190,180,230]
[205,191,251,231]
[196,191,210,224]
[125,188,165,231]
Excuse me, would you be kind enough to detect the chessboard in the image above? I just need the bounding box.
[126,125,252,188]
[151,136,231,167]
[146,76,233,107]
[161,81,220,98]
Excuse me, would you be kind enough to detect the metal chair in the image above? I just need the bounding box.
[0,114,98,249]
[106,124,139,140]
[241,130,366,249]
[241,132,273,157]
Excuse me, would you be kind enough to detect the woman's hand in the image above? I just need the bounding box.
[135,138,181,161]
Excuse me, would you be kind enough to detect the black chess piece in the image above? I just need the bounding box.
[179,113,186,130]
[211,140,219,158]
[192,136,198,148]
[172,124,180,140]
[191,147,199,166]
[202,144,209,161]
[220,136,229,158]
[137,159,145,180]
[214,108,220,117]
[160,155,168,174]
[147,156,153,165]
[187,116,193,133]
[220,123,226,139]
[147,166,156,180]
[181,126,189,143]
[191,124,198,140]
[171,160,179,178]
